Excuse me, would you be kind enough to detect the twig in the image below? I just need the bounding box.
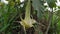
[45,8,53,34]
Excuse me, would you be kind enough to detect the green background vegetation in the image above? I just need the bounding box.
[0,0,60,34]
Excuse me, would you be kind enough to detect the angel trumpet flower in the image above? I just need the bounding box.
[20,0,36,29]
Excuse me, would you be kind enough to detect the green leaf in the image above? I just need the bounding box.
[46,0,56,8]
[32,0,45,19]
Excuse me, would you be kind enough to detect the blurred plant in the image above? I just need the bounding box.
[0,0,60,34]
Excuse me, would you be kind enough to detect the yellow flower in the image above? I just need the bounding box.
[20,18,36,29]
[20,0,36,29]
